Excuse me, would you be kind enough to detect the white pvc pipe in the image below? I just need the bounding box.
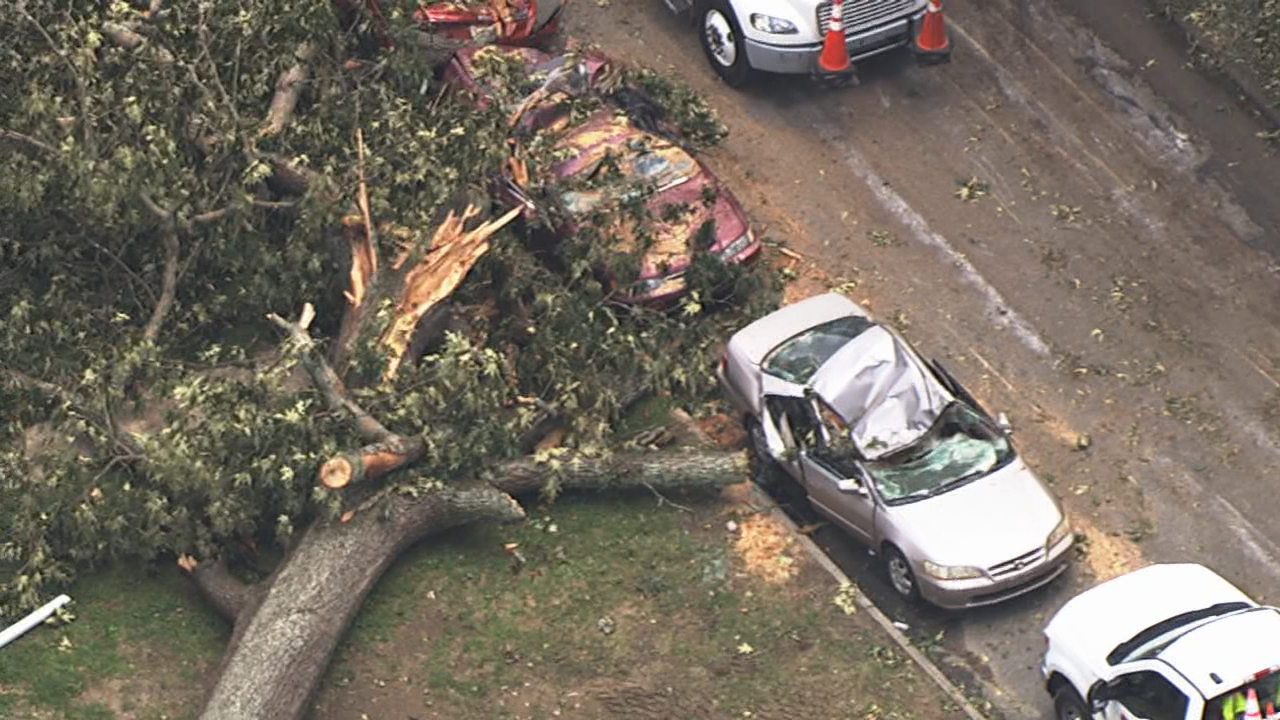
[0,594,71,650]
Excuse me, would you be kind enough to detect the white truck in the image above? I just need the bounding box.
[1042,563,1280,720]
[662,0,935,86]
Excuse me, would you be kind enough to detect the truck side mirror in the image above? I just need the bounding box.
[1086,679,1110,712]
[996,412,1012,433]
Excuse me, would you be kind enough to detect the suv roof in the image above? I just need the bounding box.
[1045,564,1255,673]
[1157,607,1280,698]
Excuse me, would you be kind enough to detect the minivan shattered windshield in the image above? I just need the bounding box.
[865,402,1013,503]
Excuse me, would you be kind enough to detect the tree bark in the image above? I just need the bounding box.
[198,483,525,720]
[260,43,316,137]
[180,555,261,623]
[193,446,745,720]
[491,449,748,496]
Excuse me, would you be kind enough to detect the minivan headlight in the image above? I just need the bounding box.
[1046,517,1072,550]
[922,561,984,580]
[749,14,799,35]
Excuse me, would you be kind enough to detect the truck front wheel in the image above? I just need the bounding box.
[1052,686,1089,720]
[698,0,753,87]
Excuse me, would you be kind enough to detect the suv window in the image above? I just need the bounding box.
[1108,671,1188,719]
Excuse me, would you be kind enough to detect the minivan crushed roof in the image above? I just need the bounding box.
[810,325,951,459]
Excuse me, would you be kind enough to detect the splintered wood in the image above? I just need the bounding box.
[341,216,378,308]
[376,204,521,379]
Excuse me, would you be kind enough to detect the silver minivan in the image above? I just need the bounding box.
[717,293,1073,609]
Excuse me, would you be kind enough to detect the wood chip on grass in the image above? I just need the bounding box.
[728,504,801,584]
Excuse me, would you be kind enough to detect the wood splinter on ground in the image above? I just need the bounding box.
[777,246,803,269]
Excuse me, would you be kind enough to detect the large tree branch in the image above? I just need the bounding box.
[137,193,183,345]
[318,436,426,489]
[198,482,524,720]
[0,126,57,154]
[375,205,520,379]
[0,368,144,457]
[491,449,749,496]
[260,43,316,137]
[266,303,392,443]
[177,555,262,623]
[145,232,180,344]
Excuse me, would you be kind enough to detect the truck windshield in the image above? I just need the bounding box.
[1204,670,1280,720]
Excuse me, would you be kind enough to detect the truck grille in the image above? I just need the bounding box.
[816,0,919,34]
[987,548,1045,578]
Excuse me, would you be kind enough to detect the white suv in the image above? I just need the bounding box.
[1042,563,1280,720]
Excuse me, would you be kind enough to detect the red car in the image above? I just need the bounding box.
[414,0,563,46]
[445,46,762,303]
[442,44,614,132]
[335,0,564,51]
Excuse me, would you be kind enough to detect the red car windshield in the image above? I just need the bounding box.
[558,141,697,216]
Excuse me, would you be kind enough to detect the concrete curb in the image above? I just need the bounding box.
[747,484,990,720]
[1162,11,1280,130]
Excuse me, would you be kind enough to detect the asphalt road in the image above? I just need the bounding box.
[567,0,1280,717]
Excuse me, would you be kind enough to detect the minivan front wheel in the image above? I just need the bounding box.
[1053,686,1089,720]
[883,546,921,602]
[745,418,784,490]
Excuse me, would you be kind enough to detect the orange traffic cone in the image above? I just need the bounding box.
[912,0,952,65]
[818,0,850,74]
[1245,688,1263,720]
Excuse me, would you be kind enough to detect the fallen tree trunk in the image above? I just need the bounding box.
[492,449,748,495]
[196,483,525,720]
[195,447,746,719]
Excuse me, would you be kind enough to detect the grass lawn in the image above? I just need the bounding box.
[0,566,226,719]
[1,484,965,720]
[312,482,962,719]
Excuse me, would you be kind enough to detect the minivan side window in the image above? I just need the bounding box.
[765,396,820,451]
[810,398,864,479]
[1108,670,1188,719]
